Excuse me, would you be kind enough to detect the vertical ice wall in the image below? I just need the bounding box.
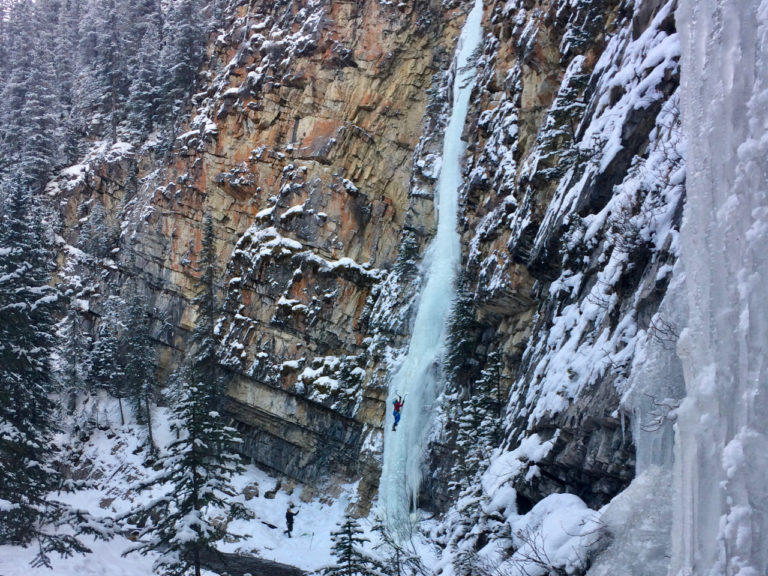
[378,0,484,537]
[674,0,768,574]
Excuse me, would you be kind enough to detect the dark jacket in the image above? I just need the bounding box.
[286,509,298,526]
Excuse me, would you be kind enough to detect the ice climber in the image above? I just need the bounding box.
[392,395,405,431]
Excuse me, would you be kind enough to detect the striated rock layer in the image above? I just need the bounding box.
[52,0,683,533]
[52,0,466,509]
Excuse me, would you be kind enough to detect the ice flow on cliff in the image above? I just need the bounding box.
[378,0,484,537]
[673,0,768,574]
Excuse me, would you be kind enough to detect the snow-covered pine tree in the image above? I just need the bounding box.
[78,199,119,260]
[124,215,246,576]
[121,282,157,449]
[0,3,7,78]
[441,277,497,560]
[0,0,31,166]
[190,213,220,390]
[52,0,84,164]
[0,179,61,546]
[445,349,507,576]
[451,349,503,489]
[0,180,111,566]
[443,279,481,388]
[159,0,205,121]
[0,1,52,182]
[324,516,383,576]
[73,0,131,142]
[394,232,420,280]
[91,294,128,424]
[126,18,162,139]
[1,0,72,190]
[17,48,63,191]
[372,520,427,576]
[58,306,93,413]
[123,371,247,576]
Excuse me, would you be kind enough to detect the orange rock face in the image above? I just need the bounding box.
[52,0,464,505]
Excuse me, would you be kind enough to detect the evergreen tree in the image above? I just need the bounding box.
[0,0,68,189]
[124,219,246,575]
[121,283,157,449]
[190,214,220,389]
[324,516,383,576]
[0,181,110,566]
[17,47,62,190]
[159,0,204,121]
[74,0,130,141]
[0,0,35,176]
[446,350,506,576]
[443,281,480,387]
[394,233,420,280]
[58,306,93,413]
[372,520,426,576]
[78,199,119,260]
[126,19,162,138]
[0,0,76,179]
[451,349,504,489]
[91,294,128,423]
[54,0,86,164]
[0,3,7,78]
[0,179,59,546]
[124,373,246,576]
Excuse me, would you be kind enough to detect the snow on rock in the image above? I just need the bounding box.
[194,0,327,136]
[280,203,306,219]
[229,225,381,283]
[504,494,601,576]
[438,0,684,573]
[52,164,89,194]
[502,0,683,437]
[481,433,557,508]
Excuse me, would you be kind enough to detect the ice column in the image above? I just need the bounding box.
[378,0,484,537]
[674,0,768,574]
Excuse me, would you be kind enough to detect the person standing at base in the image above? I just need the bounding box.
[284,504,299,537]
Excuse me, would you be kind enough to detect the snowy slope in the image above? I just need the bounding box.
[0,397,361,575]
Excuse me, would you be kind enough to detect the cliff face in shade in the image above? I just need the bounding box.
[426,3,682,567]
[50,0,683,531]
[416,0,681,520]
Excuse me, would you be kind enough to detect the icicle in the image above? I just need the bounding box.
[672,0,768,573]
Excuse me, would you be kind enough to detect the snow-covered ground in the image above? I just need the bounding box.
[0,534,158,576]
[0,397,370,575]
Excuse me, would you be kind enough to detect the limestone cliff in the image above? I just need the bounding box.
[51,0,467,508]
[51,0,683,536]
[455,0,681,509]
[426,0,683,569]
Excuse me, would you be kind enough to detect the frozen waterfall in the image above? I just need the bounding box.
[674,0,768,574]
[378,0,484,537]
